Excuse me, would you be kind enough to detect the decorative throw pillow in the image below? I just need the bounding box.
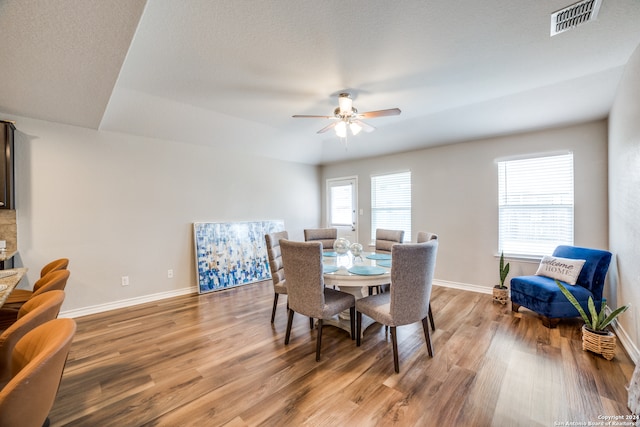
[535,255,586,285]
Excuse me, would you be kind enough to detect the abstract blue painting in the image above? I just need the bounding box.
[194,220,285,293]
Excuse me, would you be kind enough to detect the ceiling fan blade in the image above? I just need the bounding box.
[317,122,338,134]
[354,119,376,133]
[292,114,334,119]
[359,108,401,119]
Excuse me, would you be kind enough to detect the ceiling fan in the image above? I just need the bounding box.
[292,93,401,138]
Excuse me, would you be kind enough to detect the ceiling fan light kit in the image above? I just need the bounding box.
[350,122,362,136]
[335,120,347,138]
[292,92,401,139]
[338,93,353,114]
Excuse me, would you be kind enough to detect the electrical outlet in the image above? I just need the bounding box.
[167,269,174,279]
[121,276,129,286]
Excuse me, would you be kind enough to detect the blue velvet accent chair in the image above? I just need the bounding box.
[510,245,612,328]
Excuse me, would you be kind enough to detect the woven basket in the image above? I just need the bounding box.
[492,287,509,305]
[582,325,616,360]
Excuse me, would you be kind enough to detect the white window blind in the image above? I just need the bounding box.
[371,171,411,243]
[498,153,574,257]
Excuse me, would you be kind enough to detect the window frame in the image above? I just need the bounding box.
[497,152,574,258]
[370,170,412,244]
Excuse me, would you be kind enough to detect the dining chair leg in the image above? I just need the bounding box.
[285,310,295,345]
[421,316,434,357]
[428,303,435,331]
[349,307,355,340]
[390,326,400,373]
[309,317,314,329]
[368,285,383,295]
[271,293,279,323]
[356,311,362,346]
[316,319,324,361]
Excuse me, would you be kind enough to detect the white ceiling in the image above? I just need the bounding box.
[1,0,639,165]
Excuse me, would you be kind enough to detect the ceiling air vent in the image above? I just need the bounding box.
[550,0,602,36]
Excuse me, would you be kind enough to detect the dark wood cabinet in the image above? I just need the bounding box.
[0,121,15,210]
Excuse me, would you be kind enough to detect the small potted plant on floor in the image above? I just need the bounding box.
[556,280,629,360]
[493,252,510,304]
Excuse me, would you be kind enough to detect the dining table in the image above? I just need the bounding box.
[322,251,392,335]
[0,268,28,308]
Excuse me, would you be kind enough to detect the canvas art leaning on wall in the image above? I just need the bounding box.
[194,220,284,293]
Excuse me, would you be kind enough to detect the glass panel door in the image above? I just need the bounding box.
[327,177,357,243]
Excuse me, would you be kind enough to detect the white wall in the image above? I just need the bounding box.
[321,120,609,289]
[609,43,640,357]
[8,116,320,314]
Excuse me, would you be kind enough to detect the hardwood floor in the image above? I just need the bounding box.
[50,283,635,426]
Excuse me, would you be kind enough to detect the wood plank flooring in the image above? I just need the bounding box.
[49,283,635,426]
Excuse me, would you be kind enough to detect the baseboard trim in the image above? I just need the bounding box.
[610,315,640,365]
[58,286,198,319]
[433,279,493,295]
[60,280,488,319]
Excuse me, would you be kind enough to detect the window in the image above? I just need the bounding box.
[371,171,411,243]
[498,153,574,257]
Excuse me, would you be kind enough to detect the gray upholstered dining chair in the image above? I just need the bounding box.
[303,228,338,251]
[356,239,438,373]
[416,231,438,243]
[370,228,405,295]
[375,228,405,253]
[280,239,355,361]
[416,231,438,331]
[265,231,289,323]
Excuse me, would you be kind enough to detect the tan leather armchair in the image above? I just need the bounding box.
[0,291,65,383]
[4,270,70,307]
[39,258,69,278]
[0,318,76,427]
[0,270,70,328]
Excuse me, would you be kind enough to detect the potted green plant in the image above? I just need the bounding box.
[493,252,510,304]
[556,280,629,360]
